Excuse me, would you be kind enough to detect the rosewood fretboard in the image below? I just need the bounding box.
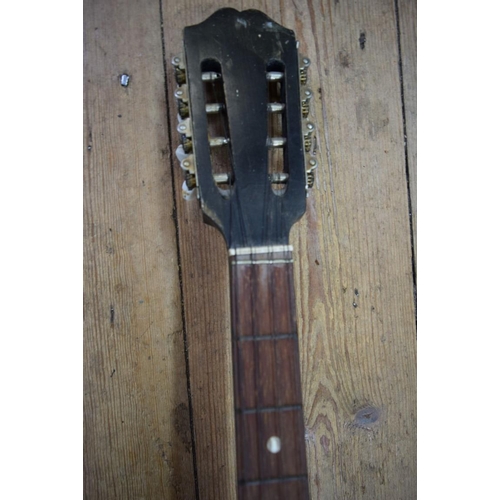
[229,247,309,500]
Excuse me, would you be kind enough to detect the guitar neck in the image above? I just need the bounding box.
[229,246,309,499]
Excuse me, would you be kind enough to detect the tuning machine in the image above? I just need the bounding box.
[173,53,198,200]
[173,55,190,119]
[299,55,311,85]
[172,54,186,85]
[299,55,317,194]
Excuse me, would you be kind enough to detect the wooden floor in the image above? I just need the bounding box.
[83,0,417,498]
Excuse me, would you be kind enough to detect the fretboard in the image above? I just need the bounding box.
[229,247,309,500]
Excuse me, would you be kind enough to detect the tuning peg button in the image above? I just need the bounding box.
[182,180,196,200]
[176,144,188,162]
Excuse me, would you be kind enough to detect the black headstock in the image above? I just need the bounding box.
[172,8,316,249]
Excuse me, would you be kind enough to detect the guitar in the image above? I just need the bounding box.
[172,8,316,499]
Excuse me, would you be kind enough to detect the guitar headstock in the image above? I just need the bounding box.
[172,8,316,248]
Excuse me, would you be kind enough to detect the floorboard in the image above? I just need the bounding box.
[84,0,417,498]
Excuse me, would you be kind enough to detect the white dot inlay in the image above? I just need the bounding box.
[266,436,281,454]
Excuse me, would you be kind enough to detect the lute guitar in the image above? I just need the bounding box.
[172,8,317,499]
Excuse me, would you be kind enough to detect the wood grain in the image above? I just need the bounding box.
[285,1,417,498]
[83,0,195,498]
[84,0,417,498]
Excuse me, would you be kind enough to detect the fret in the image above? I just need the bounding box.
[236,333,298,342]
[239,476,309,500]
[239,474,309,486]
[236,404,303,415]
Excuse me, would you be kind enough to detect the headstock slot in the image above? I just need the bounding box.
[266,60,288,196]
[200,59,234,198]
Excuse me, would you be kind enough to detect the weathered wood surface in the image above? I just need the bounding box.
[398,0,417,270]
[83,0,195,498]
[84,0,417,498]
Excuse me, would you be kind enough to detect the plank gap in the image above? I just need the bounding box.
[158,0,200,497]
[394,0,417,322]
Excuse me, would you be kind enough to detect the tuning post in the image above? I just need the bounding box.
[299,55,311,85]
[209,137,230,147]
[213,173,233,184]
[266,71,284,81]
[201,71,221,82]
[267,102,285,113]
[205,103,225,114]
[269,172,289,184]
[267,137,287,148]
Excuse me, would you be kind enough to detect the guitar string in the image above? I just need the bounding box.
[285,244,305,483]
[209,72,248,490]
[211,70,260,490]
[270,70,285,498]
[259,64,281,496]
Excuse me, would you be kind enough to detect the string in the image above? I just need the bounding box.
[210,65,264,493]
[269,65,286,499]
[207,66,244,489]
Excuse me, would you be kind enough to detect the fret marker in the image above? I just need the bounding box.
[266,436,281,454]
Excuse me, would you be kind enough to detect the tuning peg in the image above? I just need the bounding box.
[175,144,188,162]
[306,157,318,193]
[178,154,198,200]
[303,122,315,153]
[172,54,186,85]
[301,88,312,118]
[177,117,192,136]
[179,154,195,173]
[177,118,193,154]
[299,56,311,85]
[180,136,193,154]
[174,84,190,118]
[182,179,196,200]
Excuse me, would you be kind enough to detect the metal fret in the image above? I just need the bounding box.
[239,474,309,486]
[236,333,297,342]
[231,258,293,265]
[236,404,302,415]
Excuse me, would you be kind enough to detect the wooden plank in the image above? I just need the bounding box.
[161,4,289,498]
[83,0,195,498]
[283,0,417,498]
[397,0,417,270]
[162,0,417,499]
